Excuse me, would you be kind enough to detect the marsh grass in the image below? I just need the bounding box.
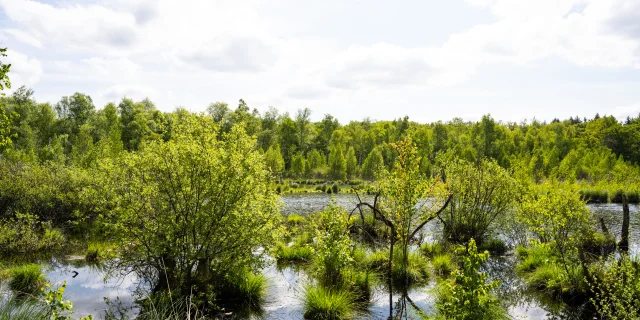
[0,296,48,320]
[431,254,455,277]
[275,243,313,263]
[302,286,357,320]
[8,264,46,296]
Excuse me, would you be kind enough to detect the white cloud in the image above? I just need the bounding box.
[82,57,140,76]
[2,49,43,90]
[100,84,158,102]
[2,28,42,48]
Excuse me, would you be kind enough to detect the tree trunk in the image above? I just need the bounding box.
[388,239,394,319]
[619,194,630,253]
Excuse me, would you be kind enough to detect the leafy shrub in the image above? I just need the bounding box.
[435,239,507,320]
[9,264,46,296]
[0,213,64,254]
[303,286,356,320]
[590,255,640,319]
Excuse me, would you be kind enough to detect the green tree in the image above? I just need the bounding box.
[328,146,346,181]
[265,143,285,179]
[362,147,385,180]
[306,149,325,171]
[101,116,280,305]
[291,153,306,178]
[345,146,357,179]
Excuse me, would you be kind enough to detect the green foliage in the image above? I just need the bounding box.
[440,157,518,244]
[361,147,385,180]
[100,116,280,303]
[328,146,346,181]
[0,213,64,254]
[8,264,46,296]
[478,237,508,256]
[265,143,285,178]
[0,47,10,92]
[435,239,506,320]
[310,204,354,288]
[345,146,357,179]
[590,255,640,319]
[302,286,356,320]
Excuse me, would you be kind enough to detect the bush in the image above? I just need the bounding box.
[0,213,64,254]
[302,286,356,320]
[590,255,640,319]
[9,264,46,296]
[435,239,507,320]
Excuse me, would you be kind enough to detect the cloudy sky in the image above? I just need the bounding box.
[1,0,640,123]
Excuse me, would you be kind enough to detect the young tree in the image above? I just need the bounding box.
[345,146,357,179]
[328,146,347,181]
[290,153,306,178]
[265,144,285,179]
[306,149,325,171]
[355,137,451,314]
[361,147,385,180]
[101,116,280,306]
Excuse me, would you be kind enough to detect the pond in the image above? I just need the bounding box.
[2,194,638,319]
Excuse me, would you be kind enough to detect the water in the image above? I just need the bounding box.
[2,194,637,319]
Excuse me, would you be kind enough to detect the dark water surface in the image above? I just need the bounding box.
[2,194,637,319]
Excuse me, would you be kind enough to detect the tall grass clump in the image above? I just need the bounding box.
[8,264,46,296]
[302,286,356,320]
[432,254,455,277]
[275,243,313,263]
[420,241,445,258]
[0,297,48,320]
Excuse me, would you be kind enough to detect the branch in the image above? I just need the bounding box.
[409,193,453,240]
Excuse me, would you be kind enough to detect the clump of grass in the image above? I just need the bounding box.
[420,241,445,258]
[391,252,429,287]
[275,243,313,263]
[610,190,640,204]
[479,237,508,256]
[8,264,46,296]
[85,242,117,263]
[516,245,552,272]
[344,269,373,302]
[0,297,48,320]
[431,254,455,277]
[303,286,356,320]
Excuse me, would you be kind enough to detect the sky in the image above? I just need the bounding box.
[1,0,640,123]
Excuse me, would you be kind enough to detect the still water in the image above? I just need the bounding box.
[6,194,639,319]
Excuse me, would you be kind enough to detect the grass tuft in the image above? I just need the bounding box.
[302,286,356,320]
[8,264,46,296]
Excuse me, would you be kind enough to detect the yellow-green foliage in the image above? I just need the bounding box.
[420,241,445,258]
[275,242,313,263]
[591,255,640,319]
